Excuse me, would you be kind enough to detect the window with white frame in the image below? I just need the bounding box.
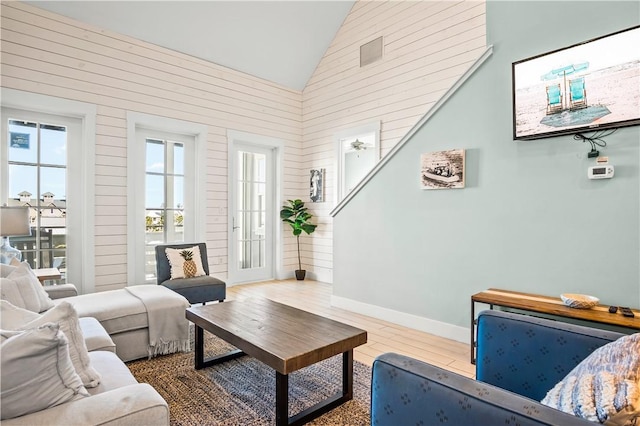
[127,113,207,285]
[4,118,69,275]
[1,105,92,290]
[143,134,188,281]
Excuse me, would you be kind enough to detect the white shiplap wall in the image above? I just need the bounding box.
[1,2,302,292]
[300,1,486,282]
[1,1,486,289]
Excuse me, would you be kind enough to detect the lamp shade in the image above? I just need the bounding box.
[0,206,31,237]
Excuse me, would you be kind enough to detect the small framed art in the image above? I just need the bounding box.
[421,149,465,190]
[310,169,325,202]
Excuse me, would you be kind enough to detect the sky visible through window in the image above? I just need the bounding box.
[145,139,184,209]
[8,120,66,201]
[8,125,184,210]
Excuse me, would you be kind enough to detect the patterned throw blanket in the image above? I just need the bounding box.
[125,285,190,358]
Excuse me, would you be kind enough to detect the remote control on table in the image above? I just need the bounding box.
[620,307,635,318]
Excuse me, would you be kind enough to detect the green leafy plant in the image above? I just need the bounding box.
[280,199,317,271]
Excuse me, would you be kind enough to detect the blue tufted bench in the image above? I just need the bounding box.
[154,243,226,305]
[371,310,624,425]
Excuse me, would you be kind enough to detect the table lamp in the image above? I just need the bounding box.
[0,205,31,264]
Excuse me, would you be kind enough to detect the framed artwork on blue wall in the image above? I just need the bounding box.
[421,149,465,190]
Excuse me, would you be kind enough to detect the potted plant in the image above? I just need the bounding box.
[280,199,317,280]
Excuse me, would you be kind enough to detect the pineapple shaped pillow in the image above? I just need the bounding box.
[165,246,206,279]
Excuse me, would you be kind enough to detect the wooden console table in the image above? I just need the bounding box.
[34,268,61,285]
[470,288,640,364]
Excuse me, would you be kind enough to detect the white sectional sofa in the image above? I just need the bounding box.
[51,283,190,362]
[3,345,170,426]
[0,263,190,425]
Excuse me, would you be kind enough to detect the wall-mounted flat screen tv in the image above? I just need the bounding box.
[513,25,640,140]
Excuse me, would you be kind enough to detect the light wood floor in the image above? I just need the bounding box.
[227,279,475,378]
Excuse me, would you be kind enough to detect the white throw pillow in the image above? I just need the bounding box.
[541,333,640,425]
[0,263,17,277]
[0,262,54,313]
[0,324,89,420]
[0,300,101,388]
[165,246,206,279]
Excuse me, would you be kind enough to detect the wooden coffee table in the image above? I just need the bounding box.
[185,298,367,426]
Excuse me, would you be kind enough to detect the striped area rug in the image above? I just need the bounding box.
[127,331,371,425]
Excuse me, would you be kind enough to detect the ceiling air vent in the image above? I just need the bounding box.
[360,36,383,67]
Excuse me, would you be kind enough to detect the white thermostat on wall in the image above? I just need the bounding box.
[588,164,614,179]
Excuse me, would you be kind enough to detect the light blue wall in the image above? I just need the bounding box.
[333,1,640,331]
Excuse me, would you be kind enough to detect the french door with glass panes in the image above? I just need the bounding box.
[230,144,275,283]
[1,110,81,283]
[141,129,193,283]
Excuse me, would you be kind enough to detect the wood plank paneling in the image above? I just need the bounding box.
[299,1,486,282]
[1,1,302,291]
[1,0,486,288]
[4,6,302,104]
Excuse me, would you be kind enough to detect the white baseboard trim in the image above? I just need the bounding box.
[331,295,469,344]
[275,268,289,280]
[276,269,333,283]
[307,269,332,284]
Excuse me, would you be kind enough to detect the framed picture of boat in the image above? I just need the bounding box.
[421,149,465,190]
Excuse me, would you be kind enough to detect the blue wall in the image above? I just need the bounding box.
[333,1,640,334]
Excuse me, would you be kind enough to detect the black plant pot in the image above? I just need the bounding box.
[295,270,306,280]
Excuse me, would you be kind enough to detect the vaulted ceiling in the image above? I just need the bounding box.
[25,1,355,91]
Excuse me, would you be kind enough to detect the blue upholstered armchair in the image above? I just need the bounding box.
[154,242,226,305]
[371,310,626,425]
